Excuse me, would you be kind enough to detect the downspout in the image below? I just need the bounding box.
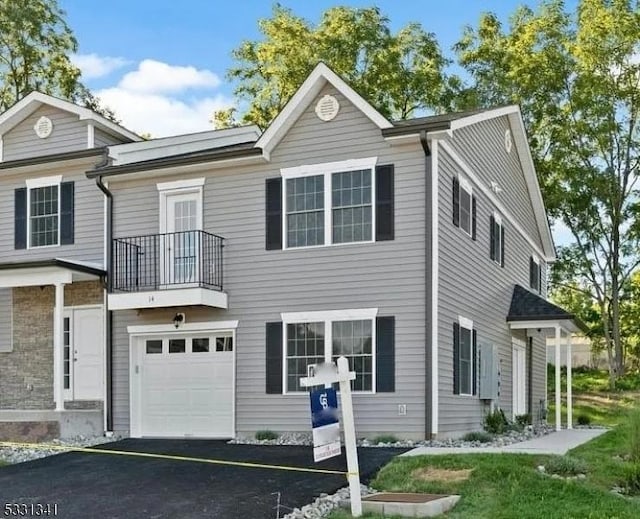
[420,130,435,439]
[95,171,114,433]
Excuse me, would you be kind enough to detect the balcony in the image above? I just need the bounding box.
[108,230,227,310]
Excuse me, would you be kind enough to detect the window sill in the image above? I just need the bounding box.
[283,239,376,251]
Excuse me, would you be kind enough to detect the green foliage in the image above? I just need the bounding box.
[515,414,531,427]
[621,464,640,495]
[483,408,509,435]
[615,372,640,392]
[255,430,279,441]
[577,414,592,426]
[456,0,640,378]
[223,5,454,129]
[462,431,493,443]
[372,434,399,444]
[0,0,115,119]
[629,410,640,463]
[545,455,589,477]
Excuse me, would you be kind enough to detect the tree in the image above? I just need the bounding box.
[455,0,640,383]
[0,0,115,119]
[221,4,454,129]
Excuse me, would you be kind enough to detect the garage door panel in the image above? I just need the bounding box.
[137,334,234,438]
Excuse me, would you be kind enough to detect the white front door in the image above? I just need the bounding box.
[63,307,104,401]
[512,341,527,418]
[163,192,202,285]
[131,332,235,438]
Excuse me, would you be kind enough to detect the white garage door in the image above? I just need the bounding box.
[133,333,234,438]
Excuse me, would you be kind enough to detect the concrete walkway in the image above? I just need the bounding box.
[402,428,608,457]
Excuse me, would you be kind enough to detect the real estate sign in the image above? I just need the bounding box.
[309,387,341,462]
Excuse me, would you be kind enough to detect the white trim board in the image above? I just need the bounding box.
[157,178,205,191]
[430,139,440,435]
[280,157,377,179]
[127,320,239,335]
[257,63,392,158]
[438,140,551,262]
[281,308,378,322]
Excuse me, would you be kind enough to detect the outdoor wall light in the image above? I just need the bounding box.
[173,313,185,328]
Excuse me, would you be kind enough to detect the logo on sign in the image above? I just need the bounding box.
[310,388,341,462]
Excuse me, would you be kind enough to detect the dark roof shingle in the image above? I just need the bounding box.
[507,285,587,332]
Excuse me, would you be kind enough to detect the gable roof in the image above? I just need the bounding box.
[256,62,392,157]
[507,284,587,332]
[0,91,141,142]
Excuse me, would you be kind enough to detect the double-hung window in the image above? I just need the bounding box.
[282,309,377,393]
[453,317,476,396]
[490,212,505,266]
[282,157,377,248]
[15,176,74,250]
[530,256,542,293]
[452,176,476,239]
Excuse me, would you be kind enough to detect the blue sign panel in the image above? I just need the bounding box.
[310,388,339,429]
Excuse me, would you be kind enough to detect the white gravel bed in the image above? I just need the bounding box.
[282,484,375,519]
[0,435,122,465]
[230,424,560,449]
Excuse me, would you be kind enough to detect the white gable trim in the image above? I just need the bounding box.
[256,63,392,157]
[0,91,140,142]
[449,105,520,131]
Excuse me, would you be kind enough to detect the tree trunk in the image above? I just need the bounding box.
[601,302,617,390]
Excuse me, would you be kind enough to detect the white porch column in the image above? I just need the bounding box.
[554,325,562,431]
[567,332,573,429]
[53,283,65,411]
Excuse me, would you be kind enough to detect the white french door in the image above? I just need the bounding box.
[161,191,202,286]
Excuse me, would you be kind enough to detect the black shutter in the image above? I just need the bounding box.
[501,226,505,268]
[538,263,543,292]
[14,188,27,250]
[376,316,395,392]
[529,257,535,288]
[60,181,74,245]
[452,177,460,227]
[471,196,477,240]
[472,329,478,396]
[265,321,283,394]
[489,215,496,261]
[265,178,282,250]
[453,322,460,395]
[375,164,394,241]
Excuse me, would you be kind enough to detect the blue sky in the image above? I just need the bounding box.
[58,0,574,137]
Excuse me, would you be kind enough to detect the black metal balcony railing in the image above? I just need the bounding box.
[111,230,224,292]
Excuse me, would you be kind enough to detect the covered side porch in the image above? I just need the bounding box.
[0,259,106,439]
[507,285,588,431]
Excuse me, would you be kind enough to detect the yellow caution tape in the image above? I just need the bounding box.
[0,441,357,477]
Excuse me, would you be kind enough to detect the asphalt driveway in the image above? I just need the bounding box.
[0,439,405,518]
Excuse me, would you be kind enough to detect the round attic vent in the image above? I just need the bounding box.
[34,116,53,139]
[505,129,513,153]
[315,94,340,121]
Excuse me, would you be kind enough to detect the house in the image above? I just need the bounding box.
[0,93,139,439]
[0,64,584,441]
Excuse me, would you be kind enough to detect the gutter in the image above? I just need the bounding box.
[95,166,114,434]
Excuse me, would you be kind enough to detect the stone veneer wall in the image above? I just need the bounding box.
[0,280,103,410]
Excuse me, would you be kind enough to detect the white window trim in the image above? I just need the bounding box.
[458,316,474,397]
[26,175,63,249]
[457,176,473,238]
[281,157,378,250]
[531,255,541,293]
[156,178,205,191]
[281,308,378,395]
[492,211,503,265]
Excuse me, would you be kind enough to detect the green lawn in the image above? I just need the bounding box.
[329,401,640,519]
[547,391,637,427]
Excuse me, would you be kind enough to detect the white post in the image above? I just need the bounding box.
[337,356,362,518]
[566,332,573,430]
[554,325,561,431]
[53,283,65,411]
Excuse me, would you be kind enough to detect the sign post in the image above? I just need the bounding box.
[300,356,362,517]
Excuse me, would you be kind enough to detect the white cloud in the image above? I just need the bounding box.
[92,60,233,137]
[118,59,221,94]
[71,53,129,79]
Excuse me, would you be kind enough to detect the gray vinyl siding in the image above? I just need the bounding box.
[94,129,124,147]
[0,289,12,352]
[437,144,546,436]
[448,116,543,247]
[3,105,89,161]
[531,334,548,422]
[110,84,428,438]
[0,162,105,265]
